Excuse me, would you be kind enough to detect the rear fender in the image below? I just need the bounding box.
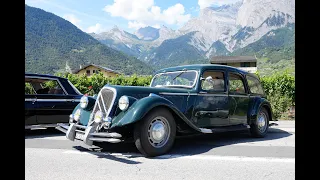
[248,97,273,124]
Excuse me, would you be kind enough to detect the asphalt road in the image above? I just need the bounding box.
[25,121,295,180]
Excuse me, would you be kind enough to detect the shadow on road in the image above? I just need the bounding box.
[25,126,293,162]
[75,128,293,161]
[25,128,64,139]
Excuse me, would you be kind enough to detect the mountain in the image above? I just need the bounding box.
[89,0,294,70]
[231,24,295,63]
[25,5,153,75]
[89,26,150,58]
[178,2,242,53]
[145,32,208,68]
[228,0,295,50]
[134,26,159,41]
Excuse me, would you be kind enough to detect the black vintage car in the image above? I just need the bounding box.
[57,64,275,157]
[25,73,83,129]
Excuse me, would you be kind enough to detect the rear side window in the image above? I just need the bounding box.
[247,75,264,95]
[228,73,246,94]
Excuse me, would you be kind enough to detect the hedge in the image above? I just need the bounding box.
[52,72,295,120]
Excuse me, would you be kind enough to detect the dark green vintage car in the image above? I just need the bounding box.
[56,64,275,157]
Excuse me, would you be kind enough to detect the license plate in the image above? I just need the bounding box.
[75,132,84,140]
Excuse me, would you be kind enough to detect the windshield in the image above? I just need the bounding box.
[150,70,198,88]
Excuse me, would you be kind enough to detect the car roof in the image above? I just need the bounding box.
[155,64,249,75]
[25,73,68,80]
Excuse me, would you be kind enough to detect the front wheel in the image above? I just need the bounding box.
[134,107,176,157]
[250,107,269,138]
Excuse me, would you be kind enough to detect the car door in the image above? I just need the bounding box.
[25,82,37,126]
[227,71,250,125]
[35,79,77,125]
[192,69,229,127]
[25,94,37,126]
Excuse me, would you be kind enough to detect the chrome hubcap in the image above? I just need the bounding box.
[257,111,267,133]
[148,116,170,148]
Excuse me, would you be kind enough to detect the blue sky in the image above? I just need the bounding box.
[25,0,239,34]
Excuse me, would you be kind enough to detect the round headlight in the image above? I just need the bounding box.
[118,96,129,111]
[80,96,89,109]
[74,109,81,121]
[94,110,103,123]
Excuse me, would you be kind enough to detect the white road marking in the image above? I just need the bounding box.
[63,150,295,163]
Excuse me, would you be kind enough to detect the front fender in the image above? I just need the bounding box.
[110,95,201,132]
[248,97,273,124]
[72,104,92,126]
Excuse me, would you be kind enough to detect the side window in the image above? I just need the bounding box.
[228,73,246,94]
[41,80,65,95]
[25,82,36,95]
[201,71,225,92]
[247,75,264,95]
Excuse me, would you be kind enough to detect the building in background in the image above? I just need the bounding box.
[73,64,120,77]
[210,56,257,73]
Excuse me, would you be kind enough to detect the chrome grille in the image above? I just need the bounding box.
[90,87,116,123]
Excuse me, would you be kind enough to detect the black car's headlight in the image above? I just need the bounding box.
[118,96,129,111]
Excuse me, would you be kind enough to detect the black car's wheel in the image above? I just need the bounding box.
[250,107,269,138]
[134,107,176,157]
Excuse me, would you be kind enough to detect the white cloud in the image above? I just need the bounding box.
[86,23,109,34]
[103,0,191,29]
[63,14,81,28]
[198,0,240,9]
[152,24,160,29]
[128,21,147,30]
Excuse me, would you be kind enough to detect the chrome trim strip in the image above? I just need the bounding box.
[90,86,117,123]
[197,93,228,97]
[25,76,69,95]
[159,92,197,96]
[229,94,250,98]
[97,99,103,112]
[26,99,77,102]
[25,98,36,101]
[105,87,117,117]
[99,93,107,111]
[150,70,199,89]
[159,92,248,97]
[25,124,58,129]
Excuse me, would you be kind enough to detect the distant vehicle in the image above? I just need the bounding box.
[25,73,82,130]
[56,64,275,157]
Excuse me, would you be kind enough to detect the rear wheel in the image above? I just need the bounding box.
[250,107,269,137]
[134,107,176,157]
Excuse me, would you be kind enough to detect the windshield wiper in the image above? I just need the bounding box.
[172,69,187,81]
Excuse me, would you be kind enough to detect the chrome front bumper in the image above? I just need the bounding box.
[56,123,122,146]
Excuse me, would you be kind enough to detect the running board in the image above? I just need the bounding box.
[199,124,250,134]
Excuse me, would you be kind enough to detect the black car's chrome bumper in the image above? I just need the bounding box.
[56,123,122,146]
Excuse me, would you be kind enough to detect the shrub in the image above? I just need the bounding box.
[258,71,295,119]
[56,71,295,119]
